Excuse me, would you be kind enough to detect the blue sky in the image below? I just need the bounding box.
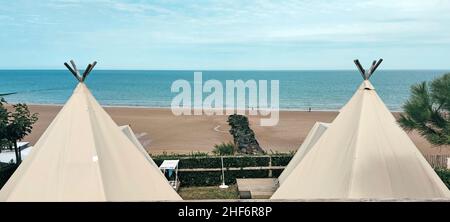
[1,0,450,70]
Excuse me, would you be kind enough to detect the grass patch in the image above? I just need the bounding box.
[178,185,239,200]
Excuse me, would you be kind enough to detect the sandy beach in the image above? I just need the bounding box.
[23,105,450,155]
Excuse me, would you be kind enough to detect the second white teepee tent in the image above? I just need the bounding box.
[272,59,450,199]
[0,61,181,201]
[119,124,159,168]
[278,122,329,184]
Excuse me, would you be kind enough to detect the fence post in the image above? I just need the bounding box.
[447,157,450,170]
[268,156,273,178]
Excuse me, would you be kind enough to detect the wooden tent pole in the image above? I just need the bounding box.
[70,60,80,76]
[65,60,98,82]
[64,62,81,82]
[81,61,97,81]
[81,64,93,82]
[353,59,367,80]
[354,58,383,80]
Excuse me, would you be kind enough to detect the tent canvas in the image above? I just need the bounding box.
[0,61,181,201]
[119,125,158,168]
[272,59,450,199]
[278,122,329,184]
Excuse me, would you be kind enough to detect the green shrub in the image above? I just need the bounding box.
[0,164,18,189]
[179,171,223,186]
[154,157,221,169]
[271,169,284,178]
[226,169,269,180]
[153,155,274,169]
[223,156,270,168]
[271,155,293,166]
[436,169,450,189]
[178,169,271,187]
[152,153,293,187]
[212,142,235,156]
[180,157,222,168]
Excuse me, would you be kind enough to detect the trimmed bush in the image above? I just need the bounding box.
[152,154,290,187]
[178,169,271,187]
[271,169,284,178]
[0,164,17,189]
[271,155,293,166]
[223,156,270,168]
[153,155,273,169]
[179,171,223,187]
[436,169,450,189]
[154,156,221,169]
[178,157,222,169]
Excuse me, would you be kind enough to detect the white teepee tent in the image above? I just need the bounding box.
[278,122,329,184]
[272,59,450,199]
[119,125,159,168]
[0,61,181,201]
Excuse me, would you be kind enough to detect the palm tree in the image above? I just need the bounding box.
[398,73,450,146]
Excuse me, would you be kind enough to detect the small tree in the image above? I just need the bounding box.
[0,98,8,153]
[0,98,38,164]
[398,73,450,146]
[6,103,38,164]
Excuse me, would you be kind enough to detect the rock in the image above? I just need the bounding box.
[227,114,264,155]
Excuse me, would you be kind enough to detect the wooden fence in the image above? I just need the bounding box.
[175,155,449,171]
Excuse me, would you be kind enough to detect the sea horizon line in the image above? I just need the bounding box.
[4,102,405,113]
[1,68,450,72]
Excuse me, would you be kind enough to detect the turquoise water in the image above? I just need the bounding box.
[0,70,448,111]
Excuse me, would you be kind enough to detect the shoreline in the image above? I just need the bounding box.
[8,102,404,113]
[21,104,450,156]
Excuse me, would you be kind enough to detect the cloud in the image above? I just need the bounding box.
[1,0,450,69]
[47,0,82,8]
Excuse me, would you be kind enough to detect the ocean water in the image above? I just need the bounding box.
[0,70,448,111]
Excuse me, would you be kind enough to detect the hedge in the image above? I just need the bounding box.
[0,164,17,189]
[224,156,270,168]
[271,169,284,178]
[436,169,450,189]
[153,154,292,168]
[152,154,292,186]
[271,155,293,166]
[179,170,271,187]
